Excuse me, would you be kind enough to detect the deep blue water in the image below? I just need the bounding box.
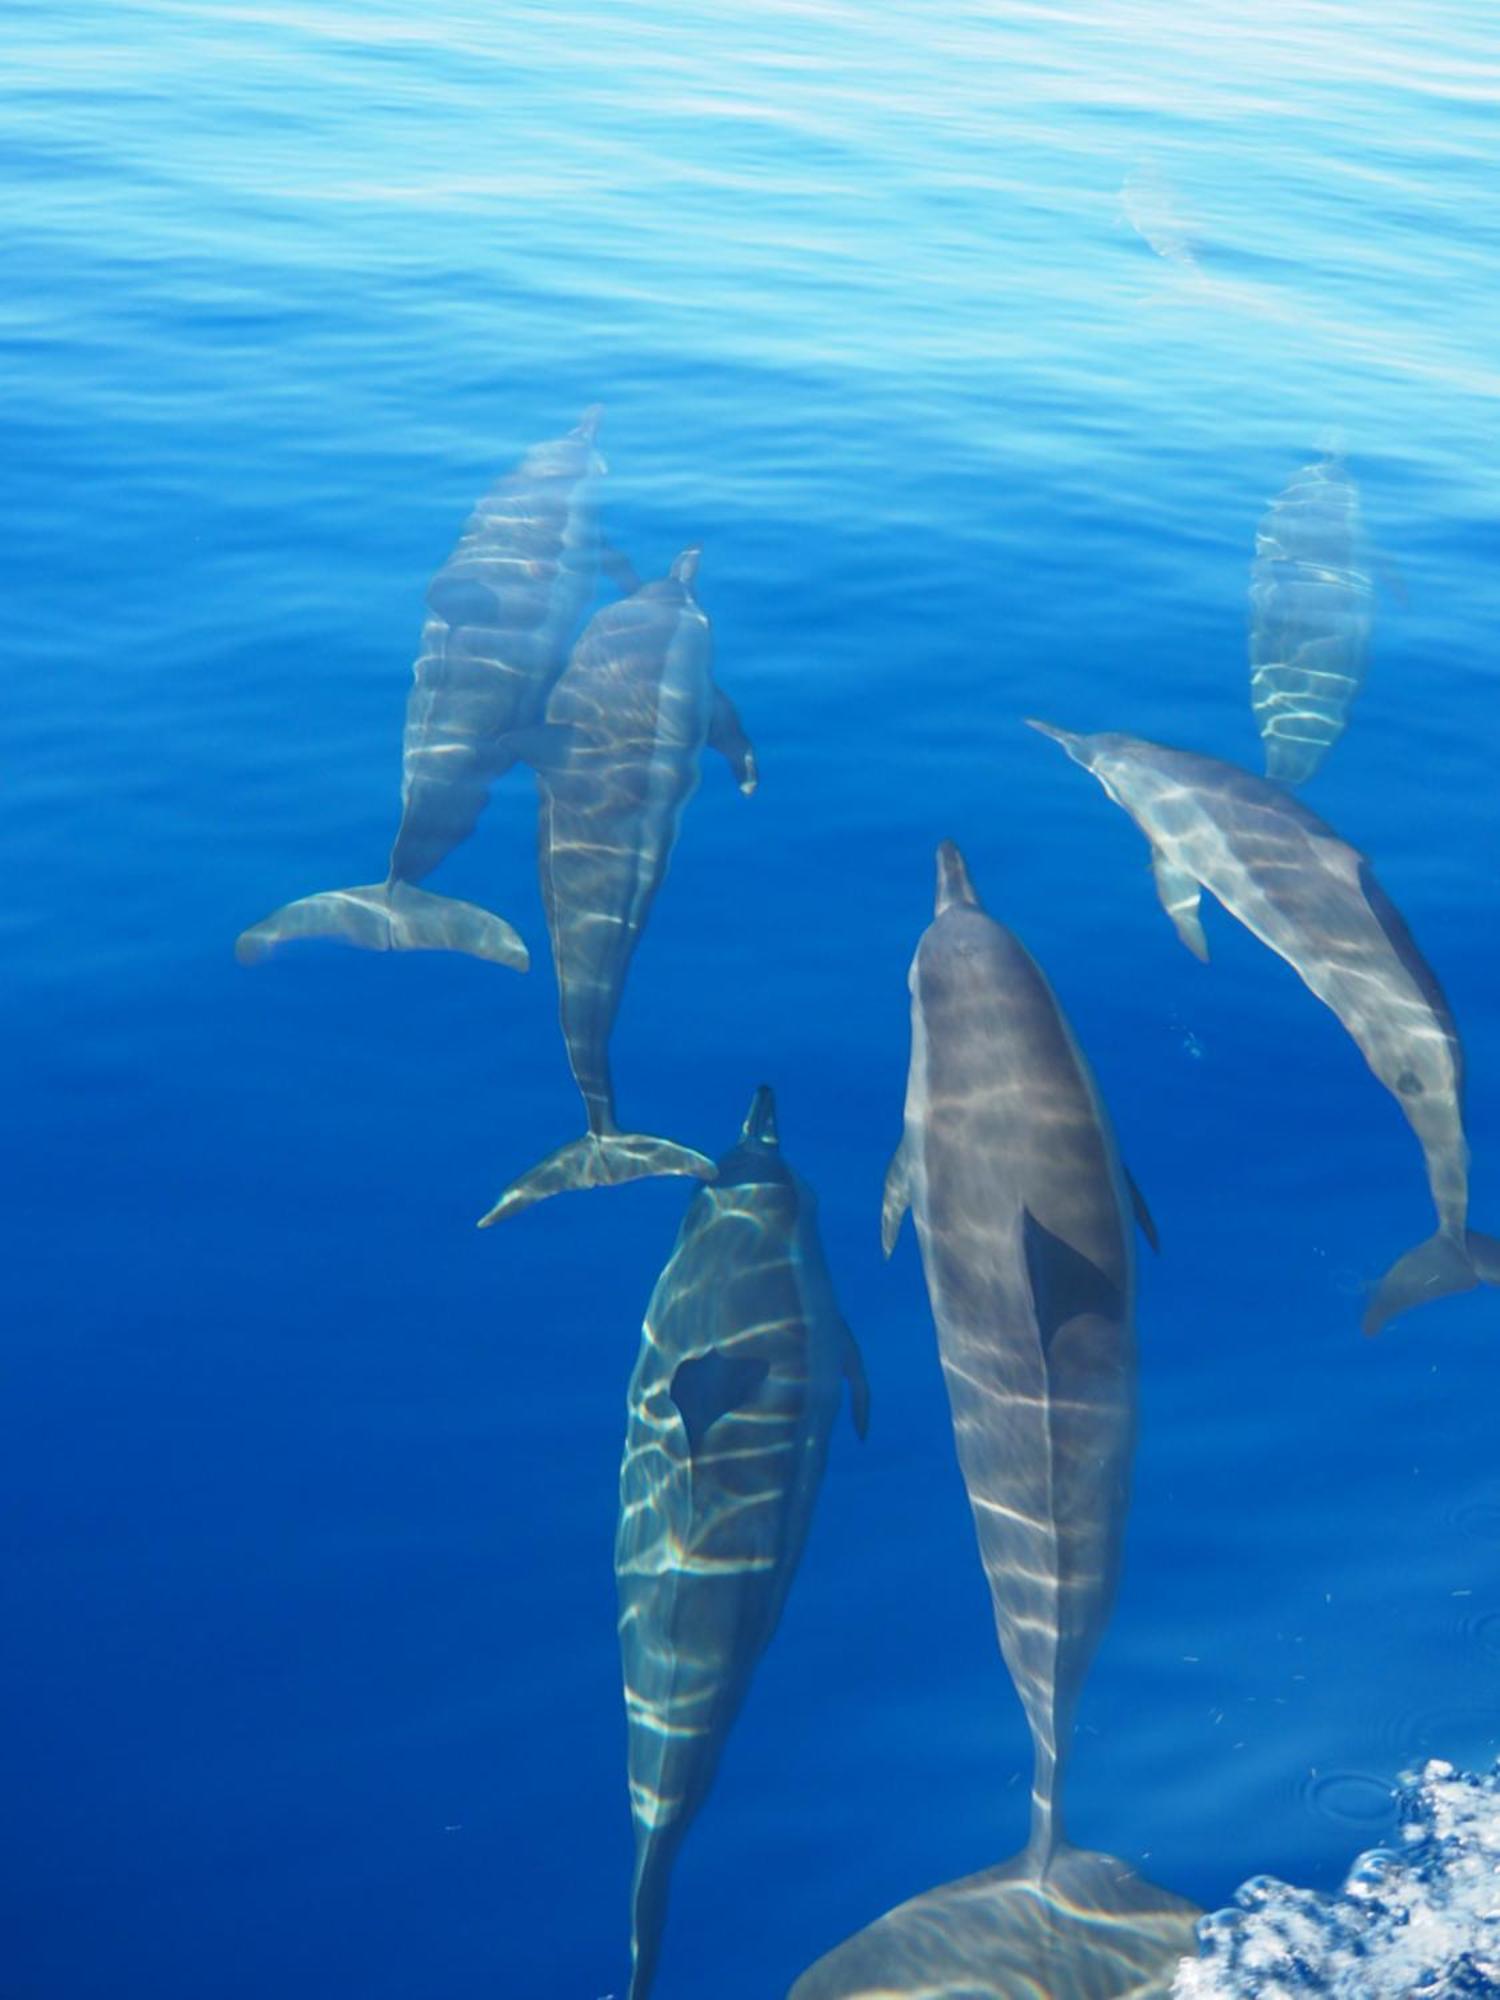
[6,3,1500,1995]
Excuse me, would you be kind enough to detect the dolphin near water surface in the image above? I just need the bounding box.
[478,547,756,1222]
[793,844,1196,2000]
[1248,452,1373,784]
[617,1086,868,2000]
[1028,722,1500,1334]
[236,407,612,969]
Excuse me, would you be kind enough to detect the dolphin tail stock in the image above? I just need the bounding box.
[476,1128,715,1226]
[625,1828,676,2000]
[1362,1227,1500,1336]
[234,880,529,969]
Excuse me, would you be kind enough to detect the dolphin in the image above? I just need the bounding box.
[615,1085,869,2000]
[793,845,1192,2000]
[235,407,611,969]
[1248,451,1373,784]
[1027,722,1500,1334]
[477,547,757,1222]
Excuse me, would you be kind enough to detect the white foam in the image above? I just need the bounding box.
[1174,1760,1500,1997]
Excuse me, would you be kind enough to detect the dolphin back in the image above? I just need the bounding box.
[616,1100,858,1997]
[1249,453,1373,785]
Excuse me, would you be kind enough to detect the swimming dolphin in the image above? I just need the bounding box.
[793,845,1193,1999]
[1027,723,1500,1334]
[616,1085,868,2000]
[477,547,756,1222]
[1249,451,1373,784]
[235,408,610,969]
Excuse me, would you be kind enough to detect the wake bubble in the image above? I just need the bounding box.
[1174,1759,1500,1997]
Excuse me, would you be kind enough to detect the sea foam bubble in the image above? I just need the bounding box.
[1174,1760,1500,1997]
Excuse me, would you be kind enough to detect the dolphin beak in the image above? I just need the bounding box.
[1025,716,1089,764]
[740,1084,779,1146]
[935,841,981,915]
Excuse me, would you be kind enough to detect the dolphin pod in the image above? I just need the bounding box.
[477,547,757,1225]
[235,407,609,969]
[791,844,1196,1999]
[1027,723,1500,1334]
[1248,451,1373,785]
[616,1086,868,2000]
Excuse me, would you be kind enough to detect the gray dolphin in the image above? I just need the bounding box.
[1248,451,1373,784]
[616,1085,868,2000]
[793,845,1194,2000]
[1028,722,1500,1334]
[235,408,611,969]
[477,547,756,1222]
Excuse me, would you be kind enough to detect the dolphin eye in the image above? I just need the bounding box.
[1396,1069,1424,1096]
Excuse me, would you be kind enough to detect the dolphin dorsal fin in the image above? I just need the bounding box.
[669,1350,771,1460]
[935,841,981,915]
[1022,1210,1124,1354]
[670,546,702,587]
[740,1084,779,1146]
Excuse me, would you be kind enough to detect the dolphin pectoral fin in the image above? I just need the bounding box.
[477,1131,716,1226]
[1150,848,1209,961]
[880,1142,912,1257]
[1022,1210,1124,1355]
[841,1325,871,1439]
[234,882,529,969]
[1123,1165,1160,1252]
[1363,1228,1500,1335]
[708,686,757,795]
[496,720,581,775]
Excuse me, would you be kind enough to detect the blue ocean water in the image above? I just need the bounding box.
[5,2,1499,1994]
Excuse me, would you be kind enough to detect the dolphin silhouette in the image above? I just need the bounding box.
[1248,452,1373,784]
[235,407,610,969]
[793,845,1193,1999]
[1028,722,1500,1334]
[477,547,756,1222]
[616,1086,868,2000]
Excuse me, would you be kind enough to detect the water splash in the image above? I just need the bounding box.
[1174,1759,1500,1997]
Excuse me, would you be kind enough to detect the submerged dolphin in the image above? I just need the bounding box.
[616,1086,869,2000]
[794,845,1192,1999]
[235,408,609,969]
[1028,722,1500,1334]
[477,547,757,1222]
[1248,452,1373,784]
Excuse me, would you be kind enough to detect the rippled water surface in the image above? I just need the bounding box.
[6,4,1499,1995]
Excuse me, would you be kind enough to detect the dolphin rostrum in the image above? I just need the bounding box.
[477,547,757,1222]
[235,408,610,969]
[793,845,1193,1999]
[1028,722,1500,1334]
[1248,451,1373,785]
[616,1085,868,2000]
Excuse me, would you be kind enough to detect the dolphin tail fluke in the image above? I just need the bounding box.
[234,882,529,969]
[1362,1227,1500,1335]
[476,1130,715,1226]
[788,1843,1201,1998]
